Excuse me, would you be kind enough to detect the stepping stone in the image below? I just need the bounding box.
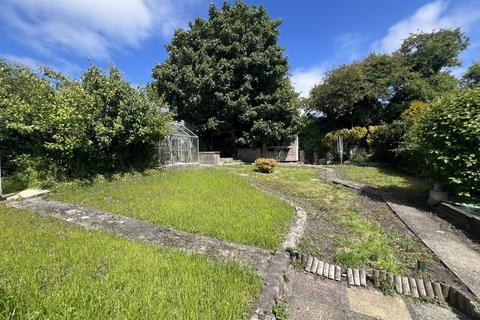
[425,281,435,299]
[347,268,354,285]
[328,264,335,279]
[360,269,367,286]
[316,261,324,275]
[432,282,445,303]
[323,263,330,277]
[353,269,361,286]
[416,278,427,297]
[373,270,380,287]
[402,277,411,295]
[311,258,319,273]
[395,275,403,294]
[335,265,341,281]
[409,277,419,298]
[305,256,313,271]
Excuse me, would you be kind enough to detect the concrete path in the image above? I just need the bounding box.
[286,271,467,320]
[324,167,480,298]
[10,197,272,277]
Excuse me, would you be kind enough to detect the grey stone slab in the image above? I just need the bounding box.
[402,277,411,296]
[335,265,342,281]
[354,269,361,286]
[329,264,335,280]
[311,258,319,273]
[395,275,403,294]
[425,281,435,299]
[409,277,419,298]
[287,271,352,320]
[323,262,330,277]
[317,260,324,275]
[348,268,354,285]
[416,278,427,297]
[407,302,468,320]
[360,269,367,286]
[433,282,445,303]
[305,256,313,271]
[374,270,380,287]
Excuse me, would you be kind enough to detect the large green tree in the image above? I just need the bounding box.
[396,28,469,77]
[463,62,480,87]
[153,1,300,150]
[307,29,467,130]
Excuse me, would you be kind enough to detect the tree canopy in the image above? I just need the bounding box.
[306,29,467,130]
[153,1,300,150]
[463,62,480,88]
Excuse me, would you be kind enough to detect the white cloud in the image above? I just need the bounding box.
[291,66,325,98]
[374,0,480,52]
[0,0,201,60]
[3,54,82,76]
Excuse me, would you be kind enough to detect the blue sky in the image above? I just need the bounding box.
[1,0,480,97]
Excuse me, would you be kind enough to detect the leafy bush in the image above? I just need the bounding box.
[0,60,170,185]
[321,126,382,160]
[409,87,480,196]
[255,158,277,173]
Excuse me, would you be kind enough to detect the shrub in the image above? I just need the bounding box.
[401,100,430,124]
[0,60,170,185]
[255,158,277,173]
[410,87,480,196]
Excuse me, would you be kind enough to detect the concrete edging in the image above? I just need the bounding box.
[300,254,480,319]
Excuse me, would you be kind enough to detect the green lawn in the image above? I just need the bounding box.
[0,205,261,319]
[330,164,431,202]
[230,165,433,274]
[50,168,294,249]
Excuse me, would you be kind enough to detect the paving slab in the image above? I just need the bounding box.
[286,271,376,320]
[407,302,468,320]
[347,287,412,320]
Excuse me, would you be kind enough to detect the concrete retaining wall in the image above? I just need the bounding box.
[198,152,221,165]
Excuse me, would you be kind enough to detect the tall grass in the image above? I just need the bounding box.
[50,168,294,249]
[0,205,261,319]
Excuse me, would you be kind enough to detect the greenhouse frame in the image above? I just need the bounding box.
[159,121,199,165]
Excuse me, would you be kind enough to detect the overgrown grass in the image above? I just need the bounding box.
[331,164,430,201]
[1,176,27,194]
[49,168,294,249]
[0,205,261,319]
[231,165,433,273]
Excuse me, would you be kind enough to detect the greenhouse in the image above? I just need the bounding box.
[159,121,199,165]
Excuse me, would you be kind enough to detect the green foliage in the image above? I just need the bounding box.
[308,28,467,130]
[401,100,430,124]
[0,205,261,319]
[0,59,170,185]
[50,168,294,249]
[397,28,469,77]
[378,278,397,296]
[153,1,300,150]
[272,300,289,320]
[408,87,480,196]
[463,61,480,88]
[255,158,277,173]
